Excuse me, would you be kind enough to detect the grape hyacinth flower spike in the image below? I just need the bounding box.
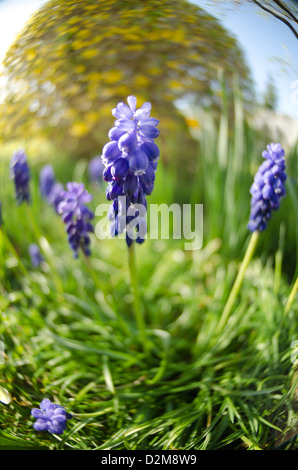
[39,164,64,211]
[39,164,55,199]
[31,398,72,435]
[101,95,160,353]
[246,143,297,321]
[217,143,286,333]
[88,155,104,184]
[10,149,31,204]
[247,143,286,232]
[101,95,160,246]
[57,182,94,258]
[29,243,44,268]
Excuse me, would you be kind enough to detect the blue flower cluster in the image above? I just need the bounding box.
[248,143,286,232]
[57,182,94,257]
[10,149,31,204]
[101,95,160,246]
[28,243,44,268]
[31,398,72,435]
[88,155,104,184]
[39,164,64,211]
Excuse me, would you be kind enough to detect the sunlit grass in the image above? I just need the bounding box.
[0,228,297,449]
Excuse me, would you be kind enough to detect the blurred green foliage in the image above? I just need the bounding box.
[0,201,297,449]
[0,0,253,157]
[263,75,278,110]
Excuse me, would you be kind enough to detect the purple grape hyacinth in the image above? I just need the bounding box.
[248,143,286,232]
[10,149,31,204]
[57,182,94,258]
[39,164,64,211]
[101,95,160,246]
[39,164,55,198]
[28,243,44,268]
[31,398,72,435]
[47,182,64,210]
[88,155,104,184]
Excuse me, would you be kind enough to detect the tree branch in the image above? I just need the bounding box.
[272,0,298,24]
[252,0,298,39]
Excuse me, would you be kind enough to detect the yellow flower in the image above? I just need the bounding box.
[81,49,99,59]
[69,122,89,137]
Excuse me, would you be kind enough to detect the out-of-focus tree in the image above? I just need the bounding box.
[262,75,278,110]
[0,0,253,156]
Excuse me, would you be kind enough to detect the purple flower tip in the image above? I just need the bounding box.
[101,95,160,246]
[31,398,72,435]
[57,182,94,258]
[88,155,104,183]
[28,243,44,268]
[39,164,64,211]
[248,143,286,232]
[10,149,31,204]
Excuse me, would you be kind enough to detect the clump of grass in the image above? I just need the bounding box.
[0,224,297,449]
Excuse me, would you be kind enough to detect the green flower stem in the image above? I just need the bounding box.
[23,202,64,293]
[216,230,260,333]
[284,275,298,316]
[71,407,114,418]
[23,202,43,242]
[127,243,149,353]
[0,228,27,276]
[82,252,131,337]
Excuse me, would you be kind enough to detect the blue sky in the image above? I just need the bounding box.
[198,0,298,118]
[0,0,46,61]
[0,0,297,118]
